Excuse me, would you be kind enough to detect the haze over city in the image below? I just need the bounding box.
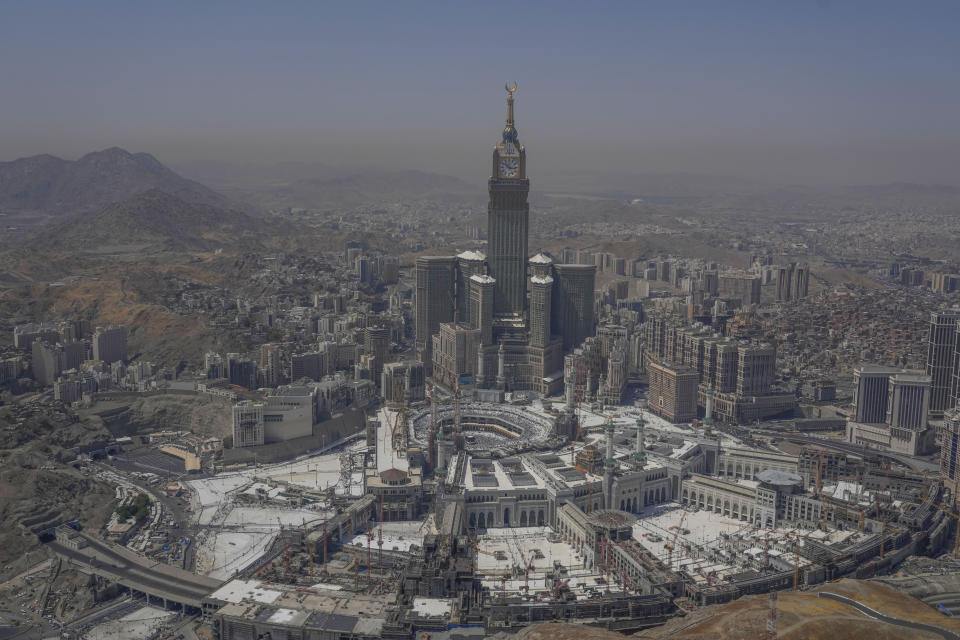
[3,1,960,186]
[5,3,960,640]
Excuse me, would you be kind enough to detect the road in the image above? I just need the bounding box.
[819,591,960,640]
[98,461,199,571]
[49,532,221,608]
[780,433,940,473]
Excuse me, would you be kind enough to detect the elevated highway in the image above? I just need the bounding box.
[775,432,940,473]
[49,531,222,609]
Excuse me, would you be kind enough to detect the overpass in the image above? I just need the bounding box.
[777,433,940,473]
[49,531,222,609]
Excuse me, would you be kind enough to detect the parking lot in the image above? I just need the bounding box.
[111,449,186,475]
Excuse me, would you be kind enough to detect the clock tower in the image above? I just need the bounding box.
[487,83,530,321]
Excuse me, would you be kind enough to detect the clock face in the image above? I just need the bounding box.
[499,157,519,178]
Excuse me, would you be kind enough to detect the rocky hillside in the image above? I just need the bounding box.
[0,403,116,577]
[0,147,231,215]
[34,189,278,252]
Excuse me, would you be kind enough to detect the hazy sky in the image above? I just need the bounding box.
[2,1,959,186]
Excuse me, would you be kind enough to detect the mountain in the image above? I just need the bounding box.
[0,147,231,215]
[185,164,482,210]
[34,189,278,252]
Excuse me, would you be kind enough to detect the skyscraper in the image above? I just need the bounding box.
[487,83,529,319]
[468,274,495,346]
[364,325,391,385]
[775,264,794,302]
[411,86,592,395]
[528,275,553,348]
[793,264,810,299]
[455,251,486,323]
[553,264,596,350]
[926,308,960,415]
[852,364,901,423]
[886,372,931,431]
[414,255,456,369]
[941,408,960,493]
[259,343,281,387]
[92,325,127,364]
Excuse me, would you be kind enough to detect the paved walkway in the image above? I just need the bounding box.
[819,592,960,640]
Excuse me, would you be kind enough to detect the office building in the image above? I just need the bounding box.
[886,372,930,431]
[468,274,495,346]
[227,353,257,389]
[718,272,761,307]
[364,325,391,384]
[455,251,486,323]
[847,366,934,455]
[925,309,960,415]
[232,401,265,448]
[291,351,326,382]
[13,322,60,351]
[775,264,793,302]
[92,325,127,364]
[31,341,63,386]
[736,344,775,396]
[262,385,317,443]
[852,365,901,423]
[432,323,480,390]
[941,408,960,493]
[648,359,698,423]
[414,255,456,369]
[793,264,810,299]
[382,360,426,404]
[529,275,553,348]
[259,343,281,388]
[553,264,596,351]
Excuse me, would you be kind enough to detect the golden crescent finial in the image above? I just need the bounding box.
[505,81,518,95]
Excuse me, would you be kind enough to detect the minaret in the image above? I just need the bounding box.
[496,341,506,390]
[634,407,647,470]
[565,366,576,411]
[704,385,715,437]
[476,343,486,389]
[603,418,616,509]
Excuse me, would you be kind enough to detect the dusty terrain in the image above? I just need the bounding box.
[635,579,960,640]
[84,393,233,439]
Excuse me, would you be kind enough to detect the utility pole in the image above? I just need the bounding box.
[767,588,778,640]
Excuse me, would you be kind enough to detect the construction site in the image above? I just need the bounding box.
[52,380,924,640]
[22,371,960,640]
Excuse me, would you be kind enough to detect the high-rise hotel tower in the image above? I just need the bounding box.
[416,85,596,394]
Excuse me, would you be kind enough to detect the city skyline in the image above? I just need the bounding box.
[5,5,960,639]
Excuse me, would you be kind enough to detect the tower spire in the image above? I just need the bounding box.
[505,82,518,127]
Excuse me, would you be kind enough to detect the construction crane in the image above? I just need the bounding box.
[878,520,905,560]
[427,382,438,470]
[467,532,501,573]
[302,519,314,578]
[613,562,634,592]
[524,550,538,593]
[766,588,777,640]
[377,493,384,588]
[815,449,825,498]
[453,381,462,451]
[788,532,820,590]
[698,567,717,587]
[552,578,571,600]
[321,515,328,576]
[665,511,688,569]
